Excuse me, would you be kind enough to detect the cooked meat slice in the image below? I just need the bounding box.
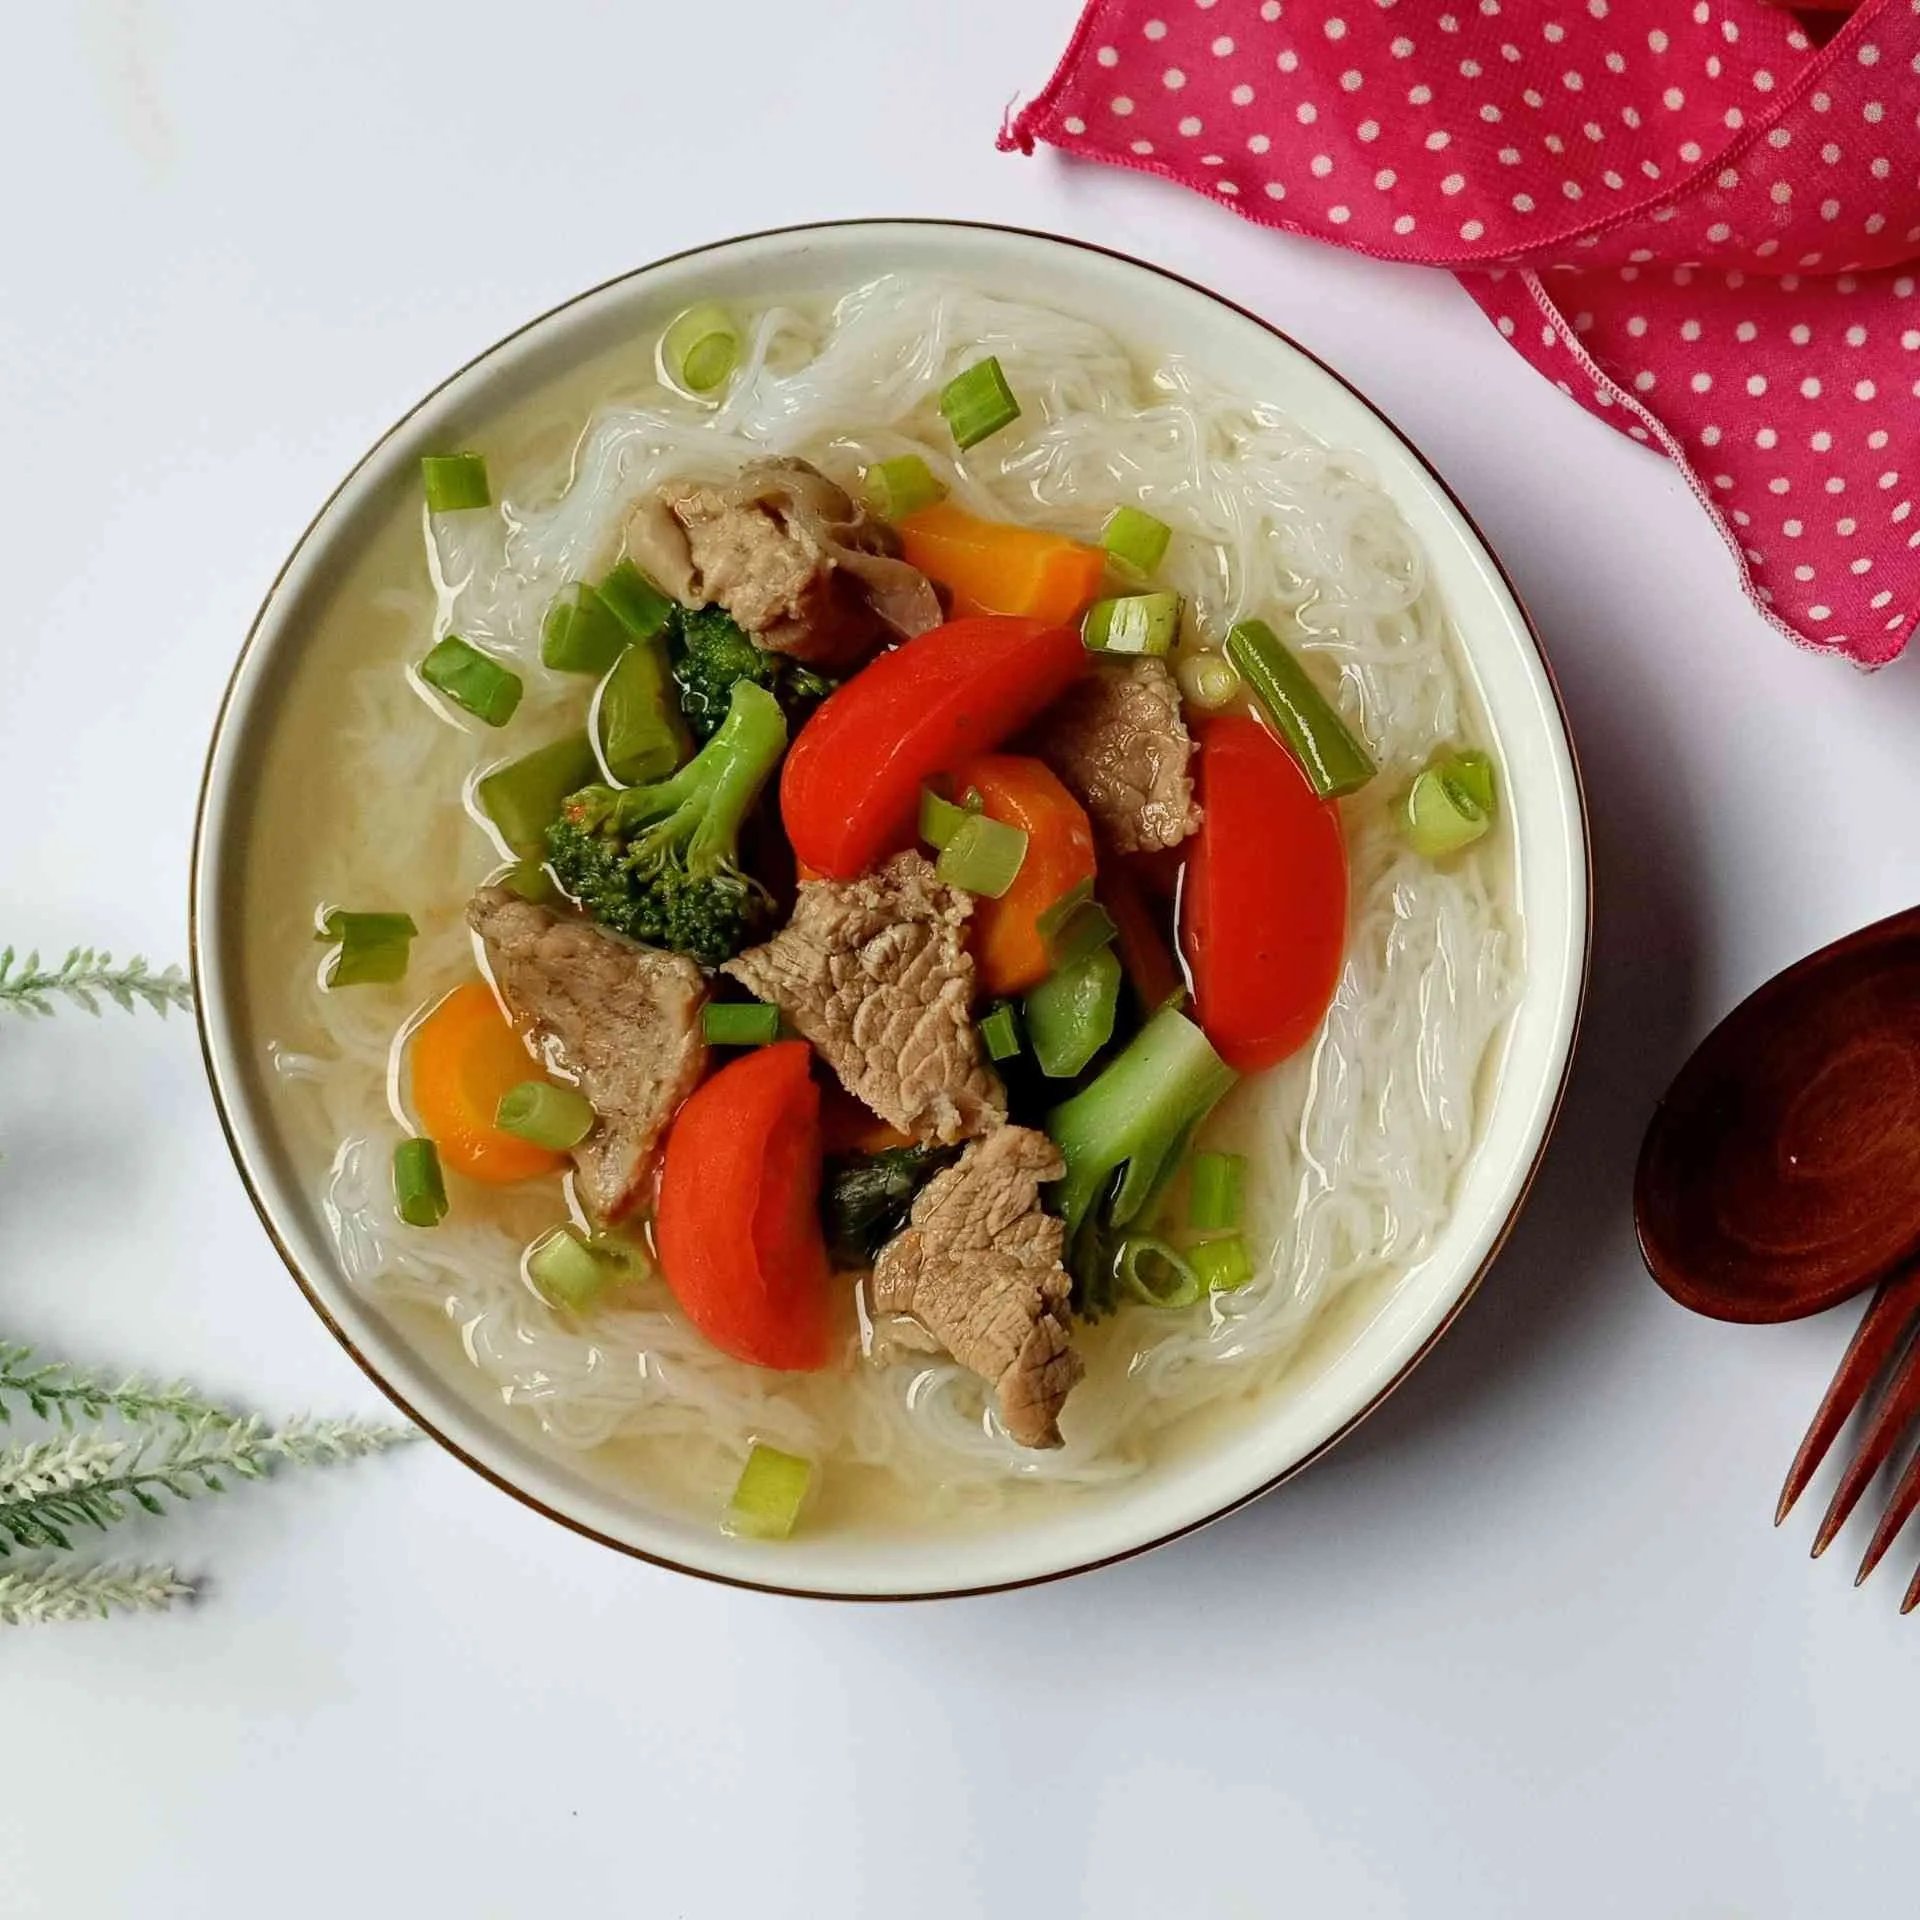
[1035,657,1200,854]
[870,1127,1083,1449]
[466,887,708,1223]
[723,853,1004,1145]
[626,456,941,671]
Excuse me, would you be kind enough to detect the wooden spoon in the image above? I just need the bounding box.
[1635,905,1920,1323]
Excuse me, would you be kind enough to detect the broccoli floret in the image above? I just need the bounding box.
[545,678,789,966]
[1046,1005,1238,1317]
[670,603,836,742]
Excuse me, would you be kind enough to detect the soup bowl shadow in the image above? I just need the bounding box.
[191,219,1591,1599]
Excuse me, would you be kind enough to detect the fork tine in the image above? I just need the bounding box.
[1856,1444,1920,1586]
[1778,1263,1920,1526]
[1812,1327,1920,1558]
[1903,1561,1920,1616]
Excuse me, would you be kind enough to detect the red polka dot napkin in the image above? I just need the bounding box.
[1002,0,1920,666]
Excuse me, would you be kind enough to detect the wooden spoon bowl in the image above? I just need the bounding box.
[1636,906,1920,1323]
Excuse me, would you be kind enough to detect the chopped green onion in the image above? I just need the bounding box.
[477,734,599,854]
[1116,1235,1202,1310]
[1225,619,1377,799]
[703,1000,782,1047]
[1403,763,1492,859]
[317,910,418,988]
[1190,1235,1255,1293]
[1187,1150,1246,1233]
[527,1227,608,1312]
[918,785,975,852]
[978,1001,1022,1062]
[1101,506,1173,578]
[1442,748,1497,816]
[936,812,1028,899]
[495,1079,596,1151]
[392,1137,447,1228]
[1083,592,1181,658]
[1035,878,1094,945]
[724,1443,814,1540]
[596,637,690,785]
[866,455,948,520]
[541,583,631,677]
[498,859,555,904]
[662,303,741,395]
[421,453,490,513]
[584,1229,652,1283]
[596,560,676,643]
[1176,650,1241,714]
[1025,945,1122,1079]
[419,635,522,727]
[1050,899,1118,971]
[939,356,1021,450]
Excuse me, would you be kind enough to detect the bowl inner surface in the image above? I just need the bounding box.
[194,220,1588,1598]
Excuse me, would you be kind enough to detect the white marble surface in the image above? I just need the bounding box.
[3,4,1915,1914]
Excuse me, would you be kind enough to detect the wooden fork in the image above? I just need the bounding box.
[1777,1263,1920,1612]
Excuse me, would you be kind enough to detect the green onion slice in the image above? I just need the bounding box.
[1083,592,1181,658]
[392,1137,448,1228]
[1189,1235,1255,1293]
[596,560,676,642]
[1175,650,1241,714]
[866,455,948,520]
[1187,1150,1246,1233]
[724,1444,813,1540]
[1225,619,1377,799]
[1403,764,1491,859]
[420,453,490,513]
[1116,1235,1203,1310]
[939,356,1021,450]
[662,303,741,395]
[317,910,418,988]
[936,812,1028,899]
[1025,945,1122,1079]
[495,1080,596,1151]
[527,1227,608,1311]
[541,583,631,677]
[978,1001,1022,1062]
[477,734,600,855]
[419,635,523,728]
[703,1000,782,1047]
[917,783,983,851]
[1101,506,1172,578]
[1050,900,1118,971]
[1035,878,1094,944]
[1442,748,1497,816]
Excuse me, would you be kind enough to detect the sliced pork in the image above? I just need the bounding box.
[722,853,1004,1145]
[467,887,708,1222]
[627,456,941,671]
[1036,656,1200,854]
[870,1127,1084,1449]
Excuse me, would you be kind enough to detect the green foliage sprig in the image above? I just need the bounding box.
[3,938,416,1622]
[0,947,194,1019]
[0,1562,193,1625]
[0,1409,409,1555]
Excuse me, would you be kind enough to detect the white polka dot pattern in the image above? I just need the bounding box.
[1002,0,1919,665]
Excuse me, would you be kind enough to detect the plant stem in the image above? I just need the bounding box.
[0,947,194,1018]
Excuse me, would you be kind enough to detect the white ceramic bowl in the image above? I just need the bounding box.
[193,220,1589,1599]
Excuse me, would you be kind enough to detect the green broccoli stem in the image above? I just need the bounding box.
[1045,1006,1238,1316]
[612,678,787,866]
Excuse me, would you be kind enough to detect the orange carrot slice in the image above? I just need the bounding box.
[948,754,1098,998]
[899,502,1107,627]
[409,980,566,1185]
